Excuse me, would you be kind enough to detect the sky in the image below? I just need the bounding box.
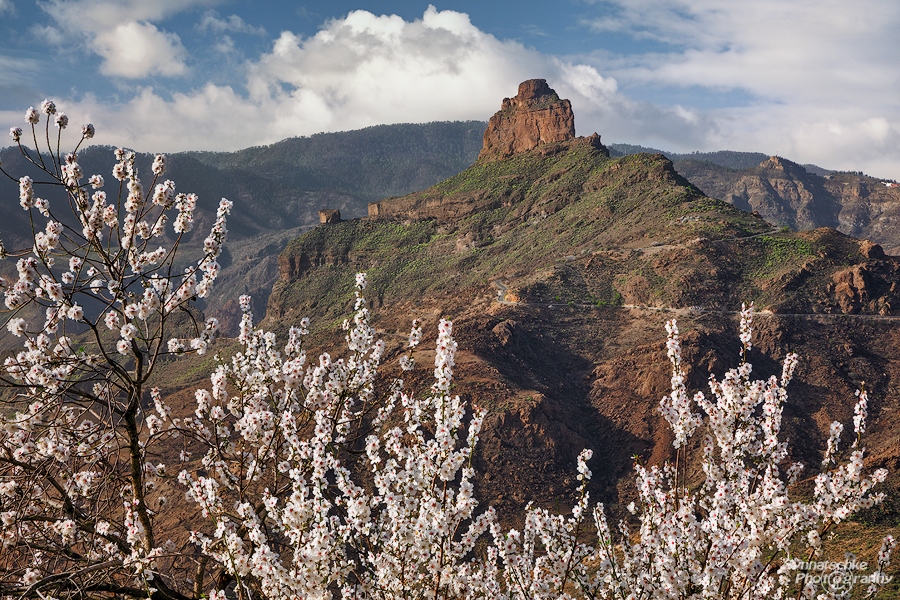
[1,0,898,179]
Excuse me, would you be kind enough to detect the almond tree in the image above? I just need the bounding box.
[175,291,894,599]
[1,103,893,600]
[567,307,895,599]
[0,101,230,600]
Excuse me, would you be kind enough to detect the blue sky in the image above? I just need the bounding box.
[1,1,899,179]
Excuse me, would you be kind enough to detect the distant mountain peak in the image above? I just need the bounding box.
[478,79,604,161]
[758,155,805,174]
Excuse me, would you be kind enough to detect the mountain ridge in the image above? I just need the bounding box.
[264,82,900,525]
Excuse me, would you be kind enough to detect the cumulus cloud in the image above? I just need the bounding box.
[94,21,188,77]
[38,0,203,78]
[49,7,707,156]
[579,0,900,175]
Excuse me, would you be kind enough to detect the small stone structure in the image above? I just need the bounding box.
[318,209,342,224]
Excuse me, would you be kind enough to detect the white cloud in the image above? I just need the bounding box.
[21,3,899,179]
[30,24,66,46]
[94,21,188,78]
[581,0,900,107]
[0,54,38,79]
[198,11,266,36]
[0,54,42,108]
[38,0,206,78]
[700,104,900,175]
[56,7,697,155]
[576,0,900,175]
[40,0,208,30]
[0,0,13,14]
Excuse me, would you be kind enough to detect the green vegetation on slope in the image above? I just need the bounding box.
[268,145,793,330]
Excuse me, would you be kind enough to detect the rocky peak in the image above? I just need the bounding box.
[762,156,787,169]
[758,155,807,177]
[478,79,578,161]
[502,79,558,110]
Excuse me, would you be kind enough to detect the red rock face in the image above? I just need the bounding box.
[478,79,576,161]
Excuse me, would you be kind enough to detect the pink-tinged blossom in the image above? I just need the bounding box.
[120,323,138,341]
[153,180,175,207]
[67,303,83,321]
[62,160,82,187]
[152,153,166,175]
[104,311,120,330]
[20,568,40,586]
[19,176,34,209]
[6,318,26,337]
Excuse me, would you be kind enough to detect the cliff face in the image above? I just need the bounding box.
[825,175,900,253]
[676,156,900,254]
[478,79,576,161]
[724,156,841,231]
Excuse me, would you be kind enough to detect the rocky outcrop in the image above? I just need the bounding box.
[674,157,900,254]
[367,80,609,221]
[478,79,577,161]
[278,249,347,281]
[828,257,900,314]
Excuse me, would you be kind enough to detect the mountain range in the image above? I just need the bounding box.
[3,82,900,540]
[261,81,900,533]
[0,121,484,329]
